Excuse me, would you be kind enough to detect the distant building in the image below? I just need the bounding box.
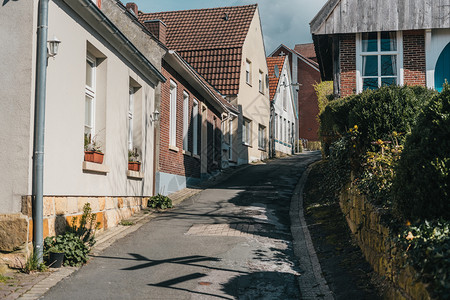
[138,4,270,165]
[310,0,450,97]
[270,44,321,142]
[267,56,297,157]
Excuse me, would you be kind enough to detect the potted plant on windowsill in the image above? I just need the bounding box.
[128,148,141,172]
[84,134,104,164]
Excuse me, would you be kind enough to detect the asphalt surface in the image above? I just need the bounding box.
[42,152,321,300]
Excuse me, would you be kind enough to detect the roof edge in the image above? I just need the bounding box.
[310,0,341,34]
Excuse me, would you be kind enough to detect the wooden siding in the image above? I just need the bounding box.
[311,0,450,35]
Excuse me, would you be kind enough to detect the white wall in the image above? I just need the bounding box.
[41,1,157,197]
[0,1,37,213]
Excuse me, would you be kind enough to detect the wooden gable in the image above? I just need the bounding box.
[311,0,450,35]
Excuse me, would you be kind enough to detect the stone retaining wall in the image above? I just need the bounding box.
[0,196,148,271]
[339,183,431,300]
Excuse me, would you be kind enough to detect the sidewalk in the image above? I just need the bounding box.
[0,162,252,300]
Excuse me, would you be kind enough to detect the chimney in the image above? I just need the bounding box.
[126,2,138,17]
[143,20,167,45]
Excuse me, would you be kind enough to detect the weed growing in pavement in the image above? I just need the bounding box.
[119,220,134,226]
[148,194,173,209]
[22,249,48,273]
[0,274,12,283]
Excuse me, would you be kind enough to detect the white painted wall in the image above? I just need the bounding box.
[0,1,37,214]
[273,58,297,155]
[426,29,450,89]
[42,1,157,197]
[237,8,270,163]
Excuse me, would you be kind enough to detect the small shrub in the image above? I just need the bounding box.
[44,233,90,267]
[393,84,450,220]
[313,80,334,116]
[306,141,321,151]
[148,194,172,209]
[119,220,134,226]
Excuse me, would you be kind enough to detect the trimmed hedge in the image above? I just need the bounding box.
[393,85,450,220]
[320,86,436,155]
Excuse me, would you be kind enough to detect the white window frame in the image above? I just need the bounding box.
[242,118,251,145]
[246,59,252,85]
[274,113,278,140]
[169,80,177,147]
[192,99,199,155]
[258,124,266,150]
[356,31,403,93]
[85,54,96,140]
[229,117,233,160]
[128,87,134,151]
[259,70,264,93]
[182,91,189,151]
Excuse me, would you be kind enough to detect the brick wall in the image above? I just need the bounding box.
[297,58,321,141]
[160,61,222,179]
[403,30,426,86]
[340,34,357,97]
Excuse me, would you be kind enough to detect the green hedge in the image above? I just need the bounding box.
[320,86,435,156]
[393,85,450,220]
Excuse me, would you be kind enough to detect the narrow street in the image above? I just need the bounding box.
[42,152,320,299]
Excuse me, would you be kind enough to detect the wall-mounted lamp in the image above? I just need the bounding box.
[47,36,61,58]
[151,110,160,122]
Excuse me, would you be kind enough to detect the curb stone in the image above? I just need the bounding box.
[290,160,334,300]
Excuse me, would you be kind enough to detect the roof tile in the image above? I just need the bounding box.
[266,56,286,101]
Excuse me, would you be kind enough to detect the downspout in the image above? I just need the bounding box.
[32,0,50,263]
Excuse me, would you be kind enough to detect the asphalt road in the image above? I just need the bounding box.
[42,152,321,300]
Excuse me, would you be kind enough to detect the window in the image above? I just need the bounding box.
[283,118,287,142]
[282,80,287,111]
[246,59,252,85]
[84,54,96,141]
[242,118,251,145]
[229,117,233,160]
[279,115,282,142]
[213,116,217,160]
[183,91,189,151]
[357,31,402,92]
[259,70,264,93]
[192,100,199,155]
[169,80,177,147]
[288,121,291,144]
[128,87,134,150]
[258,124,266,150]
[274,113,278,140]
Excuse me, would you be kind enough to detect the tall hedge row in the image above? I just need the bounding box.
[393,85,450,220]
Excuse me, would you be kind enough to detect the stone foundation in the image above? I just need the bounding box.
[0,195,148,272]
[340,183,431,300]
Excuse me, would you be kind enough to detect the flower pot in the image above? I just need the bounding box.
[49,252,64,268]
[128,161,141,172]
[84,151,104,164]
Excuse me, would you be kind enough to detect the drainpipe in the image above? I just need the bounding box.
[32,0,50,263]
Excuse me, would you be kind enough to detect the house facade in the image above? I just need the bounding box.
[267,56,298,156]
[156,51,236,195]
[270,44,321,142]
[0,0,165,265]
[311,0,450,97]
[138,4,270,165]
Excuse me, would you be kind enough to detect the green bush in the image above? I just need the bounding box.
[313,81,334,116]
[393,85,450,221]
[396,220,450,298]
[148,194,173,209]
[44,233,90,267]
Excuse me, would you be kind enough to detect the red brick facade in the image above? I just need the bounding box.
[340,34,357,98]
[339,31,426,98]
[160,60,222,179]
[403,30,426,86]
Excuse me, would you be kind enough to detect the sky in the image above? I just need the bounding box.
[129,0,328,54]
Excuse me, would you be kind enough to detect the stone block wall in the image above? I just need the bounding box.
[339,183,431,300]
[0,195,148,271]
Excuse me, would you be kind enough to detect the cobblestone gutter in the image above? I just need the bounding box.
[339,183,431,300]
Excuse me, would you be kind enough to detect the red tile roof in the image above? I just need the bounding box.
[294,43,317,61]
[138,4,258,96]
[266,56,286,101]
[277,44,319,69]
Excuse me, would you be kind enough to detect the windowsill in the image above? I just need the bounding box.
[242,142,252,147]
[259,90,264,95]
[82,161,109,174]
[127,170,144,179]
[246,82,252,87]
[182,150,192,156]
[169,145,179,152]
[193,154,200,159]
[258,147,266,152]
